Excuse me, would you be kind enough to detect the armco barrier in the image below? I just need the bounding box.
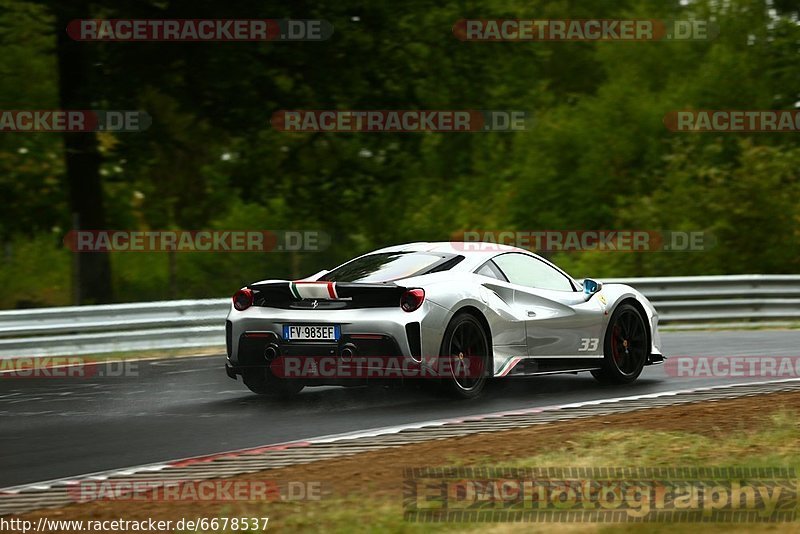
[603,275,800,327]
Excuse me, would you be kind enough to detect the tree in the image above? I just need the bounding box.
[53,1,112,303]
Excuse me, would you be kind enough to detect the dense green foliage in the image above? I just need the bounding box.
[0,0,798,307]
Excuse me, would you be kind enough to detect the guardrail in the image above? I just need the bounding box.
[0,299,229,358]
[602,275,800,327]
[0,275,797,357]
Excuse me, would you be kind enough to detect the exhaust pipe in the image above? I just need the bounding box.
[264,343,280,361]
[341,343,357,362]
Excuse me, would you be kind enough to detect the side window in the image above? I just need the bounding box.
[475,260,508,282]
[493,253,574,291]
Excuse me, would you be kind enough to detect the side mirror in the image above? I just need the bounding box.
[583,278,603,298]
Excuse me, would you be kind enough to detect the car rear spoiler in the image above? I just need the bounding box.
[247,280,407,308]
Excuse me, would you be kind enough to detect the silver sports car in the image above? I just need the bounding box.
[225,242,664,398]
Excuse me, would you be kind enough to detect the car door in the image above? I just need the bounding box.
[473,259,529,348]
[491,252,605,358]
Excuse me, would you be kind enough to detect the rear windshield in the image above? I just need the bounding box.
[320,252,454,283]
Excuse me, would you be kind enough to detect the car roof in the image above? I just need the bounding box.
[369,241,531,269]
[372,241,527,255]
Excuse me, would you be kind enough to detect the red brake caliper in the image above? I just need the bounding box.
[611,325,622,363]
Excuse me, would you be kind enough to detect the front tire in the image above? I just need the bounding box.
[440,312,490,399]
[591,303,648,384]
[243,368,304,397]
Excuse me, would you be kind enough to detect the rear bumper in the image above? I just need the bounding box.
[225,322,427,386]
[226,304,430,366]
[229,331,406,366]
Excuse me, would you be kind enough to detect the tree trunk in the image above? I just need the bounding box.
[54,3,113,304]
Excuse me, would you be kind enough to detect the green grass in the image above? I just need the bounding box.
[0,347,223,371]
[68,346,225,363]
[661,323,800,332]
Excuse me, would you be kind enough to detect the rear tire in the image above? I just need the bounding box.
[591,303,648,384]
[440,312,490,399]
[243,368,304,397]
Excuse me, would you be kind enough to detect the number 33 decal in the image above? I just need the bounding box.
[578,338,599,352]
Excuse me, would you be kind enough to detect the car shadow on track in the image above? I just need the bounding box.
[212,374,668,414]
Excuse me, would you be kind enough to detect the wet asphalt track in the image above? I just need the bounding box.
[1,330,798,488]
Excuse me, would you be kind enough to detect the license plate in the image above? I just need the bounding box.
[283,325,340,341]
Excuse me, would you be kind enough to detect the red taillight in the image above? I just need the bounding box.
[400,288,425,312]
[233,288,254,311]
